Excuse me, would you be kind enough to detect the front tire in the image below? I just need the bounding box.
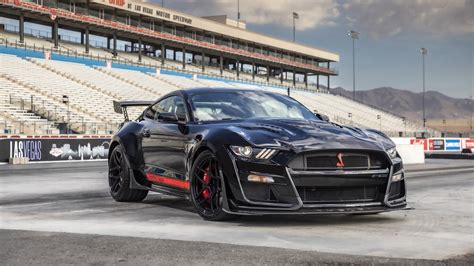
[108,145,148,202]
[190,151,233,221]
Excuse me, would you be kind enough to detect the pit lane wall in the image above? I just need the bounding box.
[391,138,474,152]
[0,135,111,163]
[1,135,472,163]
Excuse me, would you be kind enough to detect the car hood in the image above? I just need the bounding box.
[227,118,395,152]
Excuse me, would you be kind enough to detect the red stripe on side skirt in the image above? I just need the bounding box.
[146,173,190,190]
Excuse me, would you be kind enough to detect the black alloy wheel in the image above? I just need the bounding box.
[190,151,232,221]
[108,145,148,202]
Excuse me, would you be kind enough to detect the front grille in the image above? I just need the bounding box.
[288,150,391,204]
[288,150,388,171]
[307,154,368,169]
[297,186,379,203]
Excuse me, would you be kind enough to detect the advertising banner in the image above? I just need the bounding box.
[410,138,429,151]
[0,137,111,162]
[464,139,474,149]
[445,139,461,151]
[430,139,445,151]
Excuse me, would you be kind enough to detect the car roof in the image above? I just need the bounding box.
[179,87,278,96]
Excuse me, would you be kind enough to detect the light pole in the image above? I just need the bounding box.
[62,95,70,134]
[421,47,428,136]
[442,119,446,137]
[470,94,473,136]
[348,30,359,101]
[292,12,299,43]
[237,0,240,27]
[161,0,164,7]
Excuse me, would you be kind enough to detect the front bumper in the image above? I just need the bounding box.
[223,151,407,215]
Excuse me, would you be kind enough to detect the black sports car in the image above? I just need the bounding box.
[108,88,407,220]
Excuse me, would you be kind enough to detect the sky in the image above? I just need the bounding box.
[156,0,474,99]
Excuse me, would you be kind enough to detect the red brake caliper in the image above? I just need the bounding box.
[202,166,210,199]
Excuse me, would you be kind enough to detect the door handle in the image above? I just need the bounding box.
[142,129,151,138]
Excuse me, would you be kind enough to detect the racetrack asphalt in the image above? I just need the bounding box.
[0,159,473,265]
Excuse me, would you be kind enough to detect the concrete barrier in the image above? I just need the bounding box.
[396,144,425,164]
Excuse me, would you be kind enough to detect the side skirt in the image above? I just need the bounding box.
[129,169,189,200]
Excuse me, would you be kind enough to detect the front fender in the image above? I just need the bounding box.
[186,128,252,203]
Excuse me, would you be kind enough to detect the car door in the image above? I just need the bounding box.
[141,95,191,190]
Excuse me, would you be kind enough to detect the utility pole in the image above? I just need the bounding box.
[421,48,428,136]
[470,94,473,136]
[348,30,359,101]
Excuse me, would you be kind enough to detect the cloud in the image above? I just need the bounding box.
[151,0,339,30]
[342,0,474,38]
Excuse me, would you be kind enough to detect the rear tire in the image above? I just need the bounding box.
[190,151,233,221]
[108,145,148,202]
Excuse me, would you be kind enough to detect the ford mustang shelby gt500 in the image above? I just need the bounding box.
[108,88,406,220]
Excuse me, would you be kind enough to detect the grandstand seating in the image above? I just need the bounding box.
[0,33,433,136]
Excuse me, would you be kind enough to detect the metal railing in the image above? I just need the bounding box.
[4,94,119,135]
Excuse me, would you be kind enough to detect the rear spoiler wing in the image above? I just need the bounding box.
[113,100,154,121]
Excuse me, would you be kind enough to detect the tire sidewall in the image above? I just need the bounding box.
[190,150,229,220]
[109,145,131,199]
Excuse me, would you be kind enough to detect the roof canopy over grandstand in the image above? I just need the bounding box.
[0,0,339,88]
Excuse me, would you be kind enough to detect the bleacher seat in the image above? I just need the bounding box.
[0,41,432,136]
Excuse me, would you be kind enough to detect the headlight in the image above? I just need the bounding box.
[386,147,397,159]
[230,146,253,158]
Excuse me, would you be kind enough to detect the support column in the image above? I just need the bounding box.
[173,50,176,61]
[236,58,240,78]
[327,75,330,90]
[252,62,255,80]
[112,32,117,57]
[316,75,319,91]
[85,27,90,54]
[80,30,84,45]
[267,66,270,82]
[201,52,205,72]
[280,67,284,84]
[293,69,296,86]
[219,55,223,75]
[182,47,186,69]
[138,38,142,62]
[161,44,165,65]
[107,37,111,50]
[304,73,308,88]
[19,12,24,43]
[52,19,59,48]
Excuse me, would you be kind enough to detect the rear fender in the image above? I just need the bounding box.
[110,121,146,171]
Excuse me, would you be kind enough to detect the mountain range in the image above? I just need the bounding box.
[330,87,473,132]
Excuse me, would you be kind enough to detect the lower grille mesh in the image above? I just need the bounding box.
[297,186,379,203]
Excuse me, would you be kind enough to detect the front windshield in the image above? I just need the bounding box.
[190,90,317,122]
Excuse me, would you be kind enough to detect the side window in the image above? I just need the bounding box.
[146,96,187,121]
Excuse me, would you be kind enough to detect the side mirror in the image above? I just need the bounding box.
[157,112,179,123]
[315,113,330,122]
